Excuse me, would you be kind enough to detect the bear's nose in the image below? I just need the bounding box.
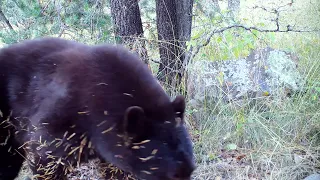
[171,158,196,180]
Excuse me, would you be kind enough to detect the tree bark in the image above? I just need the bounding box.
[175,0,194,42]
[156,0,193,90]
[110,0,149,65]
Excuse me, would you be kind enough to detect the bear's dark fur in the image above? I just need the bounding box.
[0,37,195,180]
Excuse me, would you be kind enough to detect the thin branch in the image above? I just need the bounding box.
[149,58,160,64]
[0,8,14,30]
[190,24,318,61]
[38,0,51,16]
[58,24,67,37]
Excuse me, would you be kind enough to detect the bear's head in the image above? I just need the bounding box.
[92,95,196,180]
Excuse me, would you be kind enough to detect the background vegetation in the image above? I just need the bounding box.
[1,0,320,179]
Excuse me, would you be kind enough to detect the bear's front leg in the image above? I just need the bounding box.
[22,129,81,180]
[25,141,69,179]
[100,162,137,180]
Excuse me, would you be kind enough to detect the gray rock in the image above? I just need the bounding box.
[187,47,304,122]
[304,174,320,180]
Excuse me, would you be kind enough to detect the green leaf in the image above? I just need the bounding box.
[208,152,216,160]
[225,32,233,42]
[226,143,237,150]
[248,42,255,49]
[216,36,222,43]
[269,32,276,42]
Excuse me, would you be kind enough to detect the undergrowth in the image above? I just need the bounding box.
[188,31,320,179]
[4,0,320,179]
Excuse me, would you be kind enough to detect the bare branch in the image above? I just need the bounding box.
[0,8,14,30]
[189,24,317,61]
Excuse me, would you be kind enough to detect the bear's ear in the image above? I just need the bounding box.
[123,106,146,135]
[172,95,186,118]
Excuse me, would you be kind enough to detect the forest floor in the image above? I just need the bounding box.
[11,0,320,179]
[15,149,273,180]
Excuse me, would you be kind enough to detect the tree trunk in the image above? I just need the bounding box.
[175,0,194,43]
[110,0,149,65]
[156,0,193,91]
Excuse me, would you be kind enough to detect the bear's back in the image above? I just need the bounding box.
[0,37,171,126]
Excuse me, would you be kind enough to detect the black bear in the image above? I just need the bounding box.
[0,37,195,180]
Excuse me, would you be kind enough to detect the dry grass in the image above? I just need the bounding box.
[16,159,137,180]
[188,39,320,179]
[186,1,320,178]
[8,0,320,179]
